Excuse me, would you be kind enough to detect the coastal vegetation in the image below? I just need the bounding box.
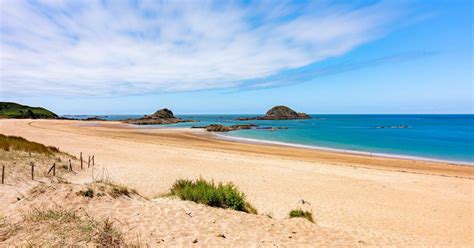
[103,181,138,198]
[78,188,95,198]
[169,178,257,213]
[93,178,140,198]
[288,209,314,223]
[18,208,125,246]
[0,134,77,184]
[0,102,58,119]
[0,134,59,155]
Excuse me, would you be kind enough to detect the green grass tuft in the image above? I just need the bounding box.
[289,209,314,223]
[170,178,257,213]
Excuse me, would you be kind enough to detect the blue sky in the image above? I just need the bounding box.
[0,0,472,114]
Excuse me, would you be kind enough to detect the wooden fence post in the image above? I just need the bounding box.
[48,163,56,176]
[92,155,95,166]
[68,159,73,172]
[30,162,35,180]
[88,156,90,168]
[80,152,83,170]
[1,165,4,184]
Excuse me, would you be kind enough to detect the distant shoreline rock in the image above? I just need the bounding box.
[123,108,198,125]
[376,125,410,129]
[236,106,311,121]
[84,116,106,121]
[256,126,288,131]
[192,124,289,132]
[192,124,258,132]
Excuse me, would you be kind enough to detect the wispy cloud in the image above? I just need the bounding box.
[1,0,411,96]
[232,51,438,92]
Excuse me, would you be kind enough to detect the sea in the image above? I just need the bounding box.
[63,114,474,164]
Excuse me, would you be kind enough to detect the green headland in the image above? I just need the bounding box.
[0,102,58,119]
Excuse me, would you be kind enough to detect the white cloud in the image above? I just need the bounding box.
[0,0,406,96]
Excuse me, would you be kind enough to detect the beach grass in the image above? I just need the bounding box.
[21,208,124,246]
[94,179,139,198]
[26,208,79,223]
[170,178,257,214]
[0,134,59,155]
[0,145,74,184]
[289,209,314,222]
[108,183,135,198]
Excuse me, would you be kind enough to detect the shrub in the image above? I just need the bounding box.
[289,209,314,223]
[170,178,256,213]
[78,188,94,198]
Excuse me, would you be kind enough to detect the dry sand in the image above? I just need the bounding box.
[0,119,473,246]
[2,181,356,246]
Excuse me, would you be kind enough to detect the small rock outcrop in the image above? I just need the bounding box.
[192,124,258,132]
[236,106,311,121]
[256,126,289,131]
[123,108,197,125]
[376,125,410,129]
[84,117,106,121]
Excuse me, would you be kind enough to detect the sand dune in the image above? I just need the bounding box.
[2,180,356,246]
[0,119,473,246]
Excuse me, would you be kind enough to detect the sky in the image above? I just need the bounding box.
[0,0,472,114]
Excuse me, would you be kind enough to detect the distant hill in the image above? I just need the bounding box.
[0,102,58,119]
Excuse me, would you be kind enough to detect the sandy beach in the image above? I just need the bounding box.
[1,119,473,246]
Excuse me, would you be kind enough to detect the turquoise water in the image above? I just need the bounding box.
[65,114,474,163]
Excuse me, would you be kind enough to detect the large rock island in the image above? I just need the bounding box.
[237,105,310,120]
[123,108,197,125]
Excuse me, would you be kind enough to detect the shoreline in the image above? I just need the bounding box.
[20,119,473,178]
[124,122,473,167]
[15,119,473,170]
[211,132,474,166]
[59,115,473,166]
